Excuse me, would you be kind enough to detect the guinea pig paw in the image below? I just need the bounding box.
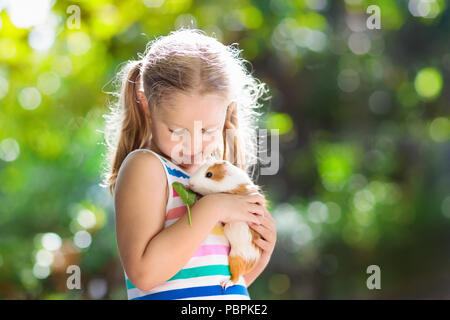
[220,279,234,291]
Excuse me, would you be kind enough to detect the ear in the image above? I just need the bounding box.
[222,162,232,176]
[137,90,150,119]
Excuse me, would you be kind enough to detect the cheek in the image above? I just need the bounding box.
[203,134,215,143]
[152,127,178,152]
[206,131,222,142]
[165,136,183,153]
[202,134,219,150]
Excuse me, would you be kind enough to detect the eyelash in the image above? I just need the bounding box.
[204,129,217,135]
[169,129,217,135]
[169,129,184,135]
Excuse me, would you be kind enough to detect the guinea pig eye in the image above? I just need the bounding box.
[205,172,213,178]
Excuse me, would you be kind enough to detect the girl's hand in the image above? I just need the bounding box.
[249,202,277,262]
[198,193,267,225]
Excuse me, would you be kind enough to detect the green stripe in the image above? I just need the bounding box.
[126,265,230,290]
[169,265,230,281]
[126,278,135,290]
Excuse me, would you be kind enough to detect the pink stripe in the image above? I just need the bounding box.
[193,245,230,257]
[166,206,187,220]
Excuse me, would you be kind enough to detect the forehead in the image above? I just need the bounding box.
[158,91,230,126]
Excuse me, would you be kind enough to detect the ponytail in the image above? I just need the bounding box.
[107,60,152,196]
[223,101,246,171]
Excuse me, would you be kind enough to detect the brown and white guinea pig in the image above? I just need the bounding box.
[188,159,264,290]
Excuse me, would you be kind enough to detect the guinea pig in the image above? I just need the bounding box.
[188,159,264,290]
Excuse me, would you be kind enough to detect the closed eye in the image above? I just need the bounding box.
[169,129,185,135]
[203,128,217,135]
[168,126,218,135]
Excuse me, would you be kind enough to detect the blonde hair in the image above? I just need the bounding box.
[100,28,270,197]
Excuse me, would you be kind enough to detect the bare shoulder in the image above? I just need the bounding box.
[116,151,166,190]
[114,150,168,219]
[114,150,169,282]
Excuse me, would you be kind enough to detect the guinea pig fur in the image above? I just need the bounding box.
[188,160,263,290]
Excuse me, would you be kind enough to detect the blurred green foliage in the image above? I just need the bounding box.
[0,0,449,299]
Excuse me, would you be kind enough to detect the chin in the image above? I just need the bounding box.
[179,162,193,170]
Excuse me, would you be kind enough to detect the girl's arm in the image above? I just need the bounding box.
[136,199,220,290]
[245,210,277,287]
[244,256,270,287]
[114,152,220,291]
[115,152,266,291]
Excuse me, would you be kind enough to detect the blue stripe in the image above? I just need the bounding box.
[131,284,249,300]
[165,165,190,179]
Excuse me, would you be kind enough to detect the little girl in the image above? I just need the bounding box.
[101,29,277,300]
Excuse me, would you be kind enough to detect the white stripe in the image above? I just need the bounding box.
[171,175,190,180]
[169,179,190,186]
[163,223,231,247]
[166,197,186,210]
[202,234,229,246]
[156,233,228,246]
[164,219,176,228]
[183,254,229,269]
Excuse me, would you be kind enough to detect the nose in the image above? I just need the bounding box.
[180,131,212,156]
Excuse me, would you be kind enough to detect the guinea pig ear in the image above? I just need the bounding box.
[222,162,232,175]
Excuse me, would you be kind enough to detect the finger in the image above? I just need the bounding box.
[262,208,276,227]
[254,238,271,251]
[256,223,276,244]
[255,210,274,230]
[261,206,274,220]
[249,223,269,240]
[250,215,268,229]
[251,217,277,243]
[247,212,262,225]
[248,203,265,217]
[247,193,266,207]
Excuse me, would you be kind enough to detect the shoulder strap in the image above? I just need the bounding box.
[125,148,171,176]
[122,148,191,181]
[147,150,191,180]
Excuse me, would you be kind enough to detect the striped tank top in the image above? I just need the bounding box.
[120,148,250,300]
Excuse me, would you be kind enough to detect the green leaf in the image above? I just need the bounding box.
[172,182,198,226]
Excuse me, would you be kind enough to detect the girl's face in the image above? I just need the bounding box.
[149,92,230,174]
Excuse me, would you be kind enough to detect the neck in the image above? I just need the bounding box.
[146,138,161,155]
